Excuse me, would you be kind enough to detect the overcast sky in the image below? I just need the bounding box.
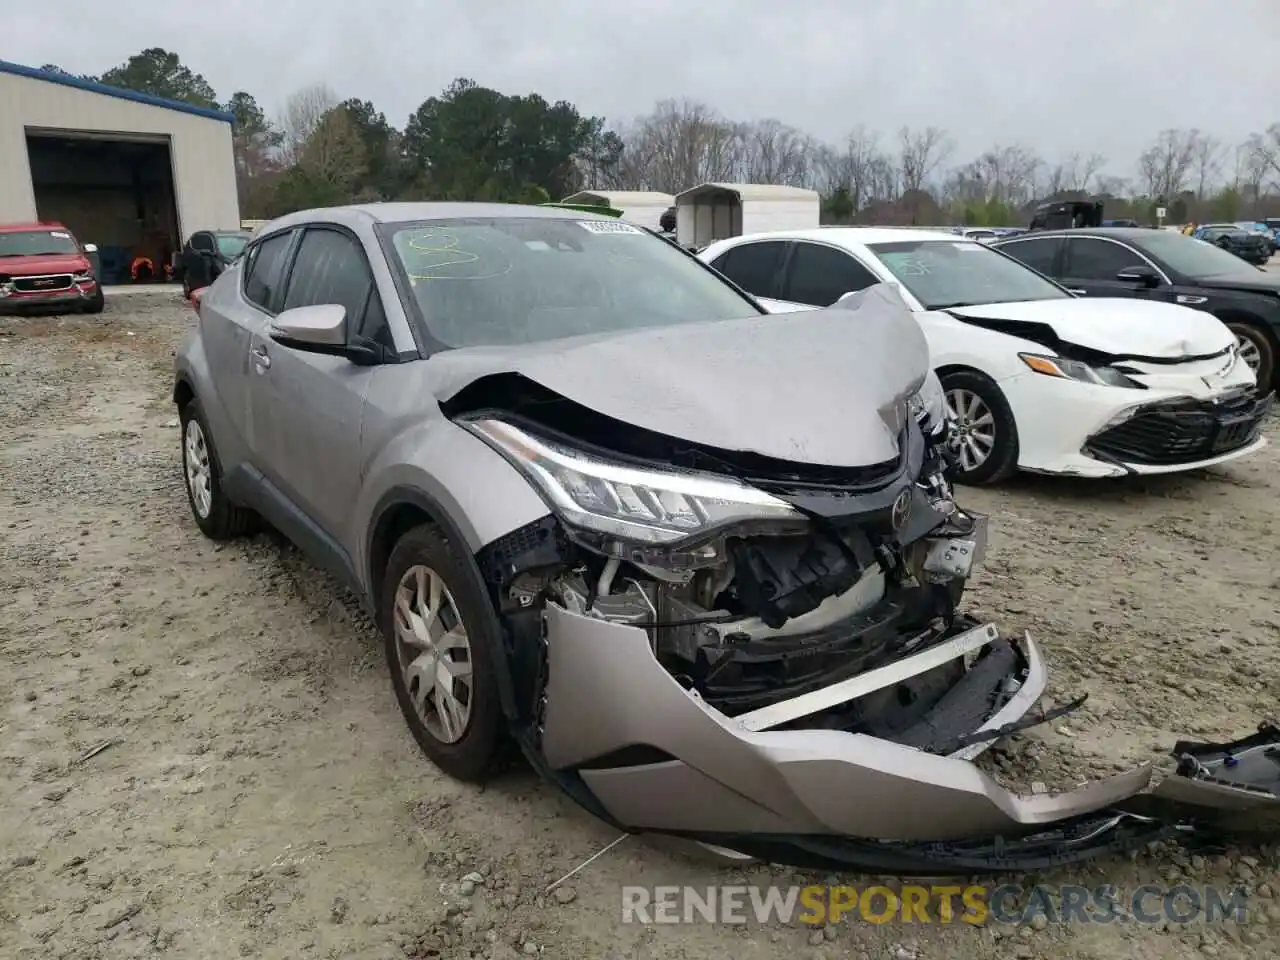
[12,0,1278,175]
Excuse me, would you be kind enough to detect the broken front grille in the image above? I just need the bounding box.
[1086,388,1269,466]
[13,274,74,293]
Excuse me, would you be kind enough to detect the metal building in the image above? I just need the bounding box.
[0,60,240,283]
[559,191,675,231]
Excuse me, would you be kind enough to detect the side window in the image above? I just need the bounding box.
[783,242,879,307]
[716,241,787,298]
[242,232,293,311]
[1064,239,1145,280]
[998,237,1062,276]
[282,228,389,345]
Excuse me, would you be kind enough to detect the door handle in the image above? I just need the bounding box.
[1176,295,1208,305]
[1066,288,1087,295]
[251,346,271,370]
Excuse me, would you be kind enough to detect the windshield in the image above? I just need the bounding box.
[0,229,80,257]
[215,233,249,258]
[1135,231,1262,277]
[865,239,1069,309]
[386,217,761,348]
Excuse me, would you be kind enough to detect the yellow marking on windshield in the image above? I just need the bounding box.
[402,229,511,281]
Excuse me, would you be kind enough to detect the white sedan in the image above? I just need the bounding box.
[698,228,1270,484]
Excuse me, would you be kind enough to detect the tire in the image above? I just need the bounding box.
[178,397,258,540]
[379,524,503,782]
[1227,322,1276,391]
[82,287,105,314]
[939,369,1020,486]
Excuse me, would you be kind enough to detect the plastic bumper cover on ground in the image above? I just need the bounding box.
[538,603,1148,844]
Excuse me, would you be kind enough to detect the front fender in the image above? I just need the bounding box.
[355,419,551,580]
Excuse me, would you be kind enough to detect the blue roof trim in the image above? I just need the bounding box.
[0,60,235,124]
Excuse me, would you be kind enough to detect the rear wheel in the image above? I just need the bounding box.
[179,398,258,540]
[1227,322,1275,390]
[380,524,503,782]
[940,370,1020,486]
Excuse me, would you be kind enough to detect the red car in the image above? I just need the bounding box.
[0,221,104,314]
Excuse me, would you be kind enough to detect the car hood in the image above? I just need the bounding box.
[945,297,1234,359]
[430,284,931,468]
[1194,271,1280,294]
[0,253,90,276]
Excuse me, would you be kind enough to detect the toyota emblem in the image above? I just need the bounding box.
[890,488,912,532]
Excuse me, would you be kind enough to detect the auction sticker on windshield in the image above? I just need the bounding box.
[576,221,644,235]
[50,231,71,238]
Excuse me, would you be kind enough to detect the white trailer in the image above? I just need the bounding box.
[674,183,820,249]
[559,191,674,231]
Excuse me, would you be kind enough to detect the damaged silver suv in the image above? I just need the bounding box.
[175,203,1278,873]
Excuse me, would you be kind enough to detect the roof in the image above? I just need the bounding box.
[0,60,234,123]
[257,201,625,234]
[993,227,1167,242]
[562,190,674,205]
[675,183,820,203]
[0,221,70,233]
[708,226,968,247]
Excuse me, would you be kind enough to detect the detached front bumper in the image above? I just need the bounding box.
[534,603,1280,873]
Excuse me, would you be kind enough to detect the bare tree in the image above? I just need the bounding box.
[898,126,952,195]
[1189,135,1222,198]
[815,125,887,211]
[279,83,339,166]
[737,119,812,185]
[618,99,743,193]
[1135,128,1200,200]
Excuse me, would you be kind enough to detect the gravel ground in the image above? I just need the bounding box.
[1,290,1279,960]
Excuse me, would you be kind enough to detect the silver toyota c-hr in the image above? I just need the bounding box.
[175,203,1277,873]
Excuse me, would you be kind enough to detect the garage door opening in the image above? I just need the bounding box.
[25,131,180,285]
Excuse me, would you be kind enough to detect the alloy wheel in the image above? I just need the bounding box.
[1236,333,1263,374]
[393,565,474,744]
[945,388,997,473]
[183,419,213,519]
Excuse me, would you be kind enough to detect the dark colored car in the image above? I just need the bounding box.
[180,229,252,297]
[993,227,1280,389]
[0,221,104,314]
[1196,225,1272,266]
[1028,200,1103,231]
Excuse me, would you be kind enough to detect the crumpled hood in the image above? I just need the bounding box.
[0,253,90,277]
[946,297,1234,358]
[431,284,931,467]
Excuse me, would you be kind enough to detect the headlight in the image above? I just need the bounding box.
[73,271,93,281]
[462,418,802,547]
[908,369,947,433]
[1018,353,1145,389]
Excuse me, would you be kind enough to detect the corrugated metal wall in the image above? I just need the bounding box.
[0,72,240,236]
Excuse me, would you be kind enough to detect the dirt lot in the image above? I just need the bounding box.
[1,291,1278,960]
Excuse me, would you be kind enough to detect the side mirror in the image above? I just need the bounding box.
[83,243,98,253]
[1116,264,1160,287]
[268,304,383,365]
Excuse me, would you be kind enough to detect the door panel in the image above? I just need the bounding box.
[203,231,293,467]
[711,241,789,299]
[249,226,381,542]
[1061,237,1165,299]
[781,242,880,307]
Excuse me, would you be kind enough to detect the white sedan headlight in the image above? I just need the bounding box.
[463,418,802,547]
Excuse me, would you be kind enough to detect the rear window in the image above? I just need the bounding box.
[0,229,80,257]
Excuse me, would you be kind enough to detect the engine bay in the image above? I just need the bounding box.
[471,397,1040,756]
